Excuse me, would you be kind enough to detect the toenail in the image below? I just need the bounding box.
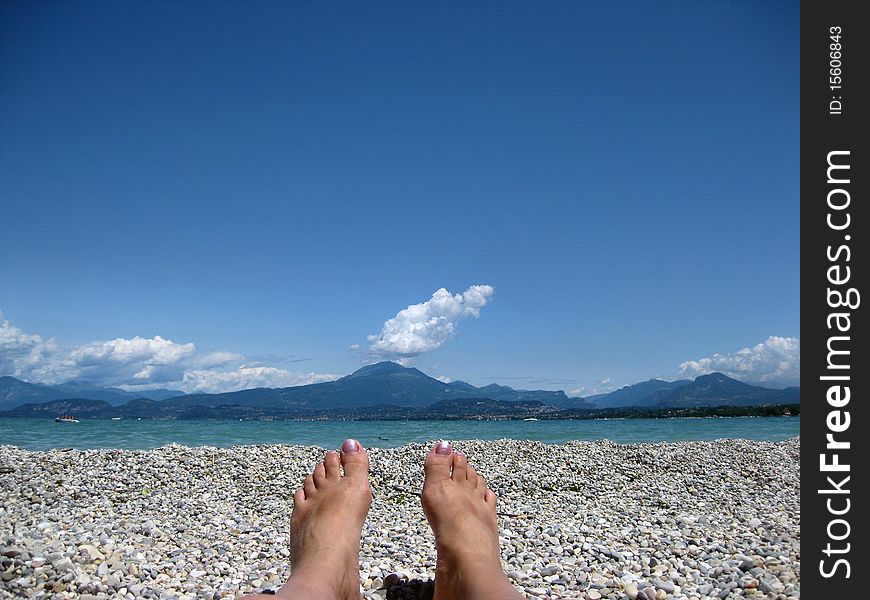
[455,451,466,457]
[342,439,360,453]
[435,441,452,455]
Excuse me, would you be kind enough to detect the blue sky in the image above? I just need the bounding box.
[0,1,799,395]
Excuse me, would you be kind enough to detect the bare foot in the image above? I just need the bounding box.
[252,439,372,600]
[421,441,524,600]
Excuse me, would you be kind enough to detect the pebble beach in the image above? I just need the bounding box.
[0,438,800,599]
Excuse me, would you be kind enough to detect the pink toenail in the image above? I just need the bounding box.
[342,439,360,453]
[435,441,452,455]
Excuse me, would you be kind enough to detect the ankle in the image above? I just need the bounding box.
[279,569,361,600]
[436,548,505,583]
[434,561,516,600]
[435,539,501,569]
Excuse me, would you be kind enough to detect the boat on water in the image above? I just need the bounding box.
[55,415,79,423]
[111,417,122,421]
[523,418,539,421]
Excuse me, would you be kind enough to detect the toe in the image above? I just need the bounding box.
[324,451,341,478]
[466,463,478,483]
[423,441,453,482]
[303,474,316,498]
[339,439,370,480]
[478,475,486,494]
[452,452,468,482]
[313,462,327,487]
[293,488,306,505]
[485,488,496,504]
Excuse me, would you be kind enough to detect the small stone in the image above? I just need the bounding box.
[51,557,75,572]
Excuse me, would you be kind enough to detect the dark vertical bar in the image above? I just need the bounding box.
[801,0,867,595]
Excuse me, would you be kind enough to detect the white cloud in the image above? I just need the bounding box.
[436,375,452,383]
[181,367,339,394]
[0,311,336,393]
[367,285,494,360]
[64,336,198,384]
[677,336,800,386]
[0,313,65,383]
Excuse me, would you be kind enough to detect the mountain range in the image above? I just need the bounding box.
[0,376,182,411]
[0,361,799,419]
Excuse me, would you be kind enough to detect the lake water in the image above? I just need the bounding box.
[0,416,799,451]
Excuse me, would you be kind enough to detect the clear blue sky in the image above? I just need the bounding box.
[0,1,799,394]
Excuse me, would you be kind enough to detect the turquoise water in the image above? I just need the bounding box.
[0,416,799,451]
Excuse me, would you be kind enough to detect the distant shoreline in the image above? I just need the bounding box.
[1,403,799,422]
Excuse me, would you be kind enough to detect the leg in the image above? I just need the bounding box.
[246,439,372,600]
[421,441,524,600]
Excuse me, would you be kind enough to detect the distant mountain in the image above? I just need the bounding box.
[51,382,183,404]
[0,376,68,411]
[580,374,799,409]
[0,376,184,411]
[2,398,116,418]
[653,373,800,408]
[0,364,799,420]
[130,388,186,401]
[154,362,589,412]
[586,378,691,408]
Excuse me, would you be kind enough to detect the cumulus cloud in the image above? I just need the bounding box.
[181,367,339,394]
[0,313,65,383]
[367,285,494,360]
[64,336,200,384]
[677,336,800,386]
[0,311,337,393]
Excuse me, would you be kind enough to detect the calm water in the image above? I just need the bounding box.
[0,416,799,451]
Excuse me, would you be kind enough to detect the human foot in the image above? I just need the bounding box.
[273,439,372,600]
[421,442,523,600]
